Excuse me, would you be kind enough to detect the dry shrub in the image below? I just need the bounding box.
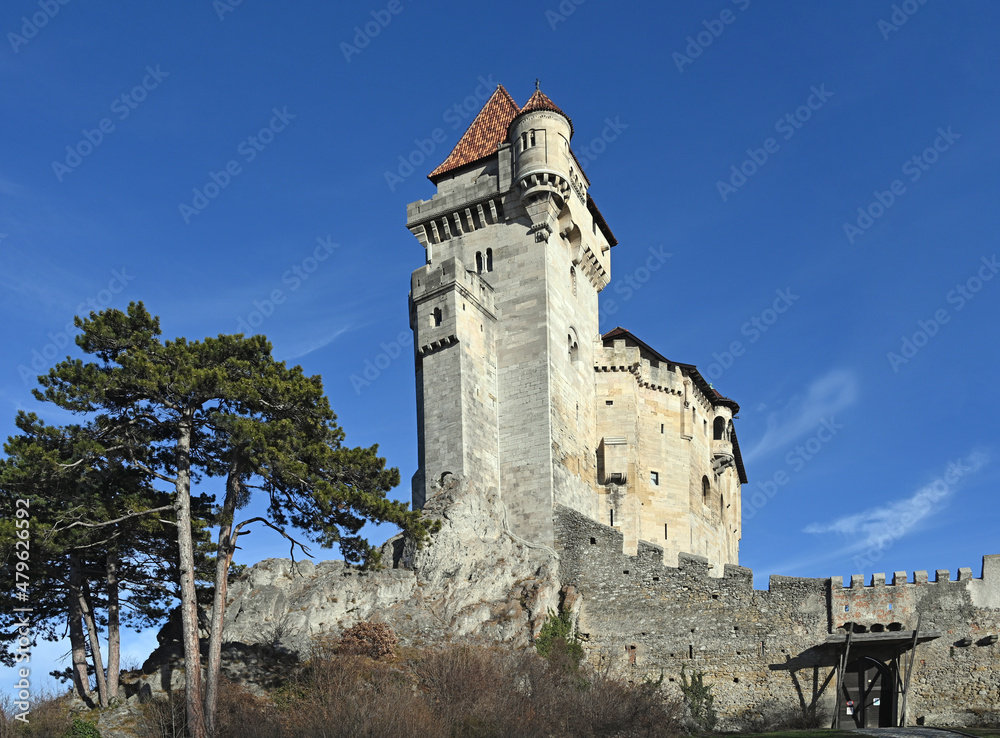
[338,621,398,660]
[0,691,75,738]
[281,652,441,738]
[416,645,684,738]
[131,643,683,738]
[134,692,186,738]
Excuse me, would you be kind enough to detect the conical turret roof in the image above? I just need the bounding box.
[428,85,520,181]
[515,87,574,136]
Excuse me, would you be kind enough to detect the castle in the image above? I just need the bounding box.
[222,83,1000,731]
[406,84,745,572]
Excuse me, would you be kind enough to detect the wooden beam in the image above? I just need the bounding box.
[899,613,922,727]
[834,627,854,729]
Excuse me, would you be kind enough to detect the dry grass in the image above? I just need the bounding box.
[135,643,684,738]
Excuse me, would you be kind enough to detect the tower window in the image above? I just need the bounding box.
[651,471,659,486]
[720,494,724,516]
[713,417,726,440]
[475,251,484,273]
[431,307,442,327]
[609,509,614,526]
[664,523,668,540]
[570,265,577,296]
[660,423,664,434]
[486,248,493,272]
[568,327,579,363]
[702,476,711,503]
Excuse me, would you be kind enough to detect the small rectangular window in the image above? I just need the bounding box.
[664,523,668,540]
[660,423,664,434]
[650,471,659,486]
[606,400,613,406]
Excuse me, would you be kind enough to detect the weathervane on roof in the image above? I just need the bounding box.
[535,78,540,91]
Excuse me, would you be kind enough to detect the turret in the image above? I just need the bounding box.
[509,88,576,243]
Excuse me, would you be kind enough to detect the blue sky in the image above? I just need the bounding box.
[2,1,999,693]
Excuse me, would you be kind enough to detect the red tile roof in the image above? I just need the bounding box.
[428,85,520,181]
[516,89,574,135]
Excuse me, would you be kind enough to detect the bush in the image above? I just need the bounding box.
[680,665,717,732]
[0,692,75,738]
[130,643,684,738]
[64,718,102,738]
[535,609,584,673]
[338,621,398,660]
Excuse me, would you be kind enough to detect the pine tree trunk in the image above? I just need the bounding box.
[205,458,242,738]
[67,565,93,704]
[74,556,108,707]
[106,544,121,701]
[175,414,208,738]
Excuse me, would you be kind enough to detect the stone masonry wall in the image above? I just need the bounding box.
[555,505,1000,729]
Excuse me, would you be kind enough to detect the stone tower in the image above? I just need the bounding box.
[407,84,745,568]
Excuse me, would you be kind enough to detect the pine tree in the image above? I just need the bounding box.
[32,302,435,737]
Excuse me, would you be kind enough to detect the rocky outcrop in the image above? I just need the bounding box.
[221,475,560,656]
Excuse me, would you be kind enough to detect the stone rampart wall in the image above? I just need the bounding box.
[555,505,1000,728]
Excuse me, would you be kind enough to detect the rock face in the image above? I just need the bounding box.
[222,475,560,656]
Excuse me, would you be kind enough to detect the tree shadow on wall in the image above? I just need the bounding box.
[753,647,835,730]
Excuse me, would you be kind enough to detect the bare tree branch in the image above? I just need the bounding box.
[50,504,176,534]
[234,516,313,564]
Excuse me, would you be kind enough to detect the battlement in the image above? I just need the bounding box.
[411,256,495,315]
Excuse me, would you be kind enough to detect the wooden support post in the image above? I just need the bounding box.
[834,627,854,729]
[899,613,922,728]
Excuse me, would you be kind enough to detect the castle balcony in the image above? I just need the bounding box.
[712,439,735,475]
[712,439,733,458]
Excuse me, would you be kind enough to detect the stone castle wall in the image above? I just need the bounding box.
[555,505,1000,728]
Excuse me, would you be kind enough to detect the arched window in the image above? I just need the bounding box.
[475,252,483,273]
[570,265,577,296]
[702,476,710,503]
[432,307,442,327]
[713,417,726,440]
[486,248,493,272]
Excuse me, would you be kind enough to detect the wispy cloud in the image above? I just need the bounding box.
[745,369,857,461]
[282,324,353,361]
[804,450,989,554]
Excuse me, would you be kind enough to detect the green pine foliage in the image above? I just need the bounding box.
[535,609,584,670]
